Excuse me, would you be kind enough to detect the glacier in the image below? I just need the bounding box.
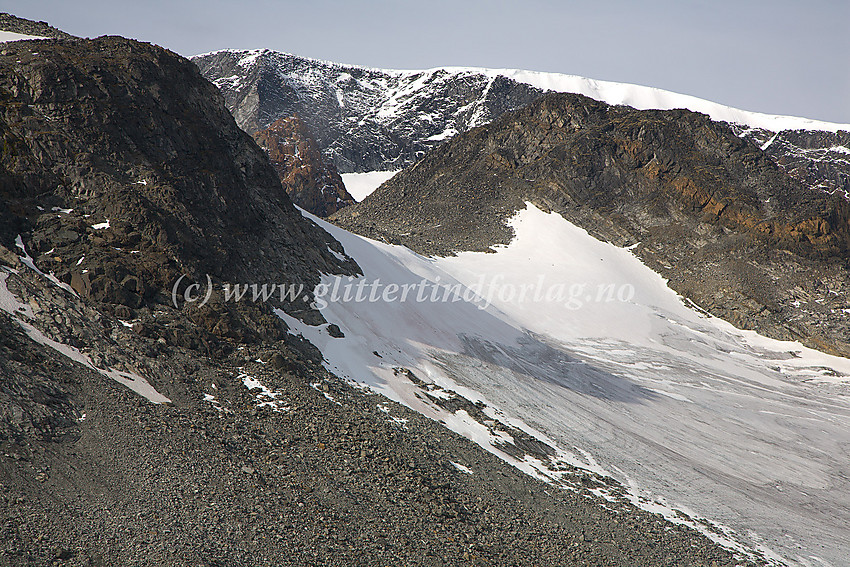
[281,205,850,567]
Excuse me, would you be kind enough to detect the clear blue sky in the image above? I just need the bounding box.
[6,0,849,124]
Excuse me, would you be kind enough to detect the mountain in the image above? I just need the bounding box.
[191,49,545,173]
[0,34,357,331]
[333,92,850,359]
[192,49,850,200]
[0,30,359,435]
[0,19,762,567]
[306,91,850,565]
[252,115,355,217]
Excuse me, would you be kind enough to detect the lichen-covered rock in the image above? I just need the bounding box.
[253,115,355,217]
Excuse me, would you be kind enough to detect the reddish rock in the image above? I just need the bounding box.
[253,115,355,217]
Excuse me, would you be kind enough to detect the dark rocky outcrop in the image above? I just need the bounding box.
[0,31,363,445]
[0,35,357,326]
[253,115,354,217]
[333,92,850,357]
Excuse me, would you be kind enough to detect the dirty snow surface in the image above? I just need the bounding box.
[286,205,850,566]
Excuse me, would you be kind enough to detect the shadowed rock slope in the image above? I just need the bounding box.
[192,49,546,173]
[333,92,850,357]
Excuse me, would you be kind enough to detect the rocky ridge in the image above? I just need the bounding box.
[252,115,354,217]
[193,49,850,203]
[0,13,75,40]
[333,92,850,358]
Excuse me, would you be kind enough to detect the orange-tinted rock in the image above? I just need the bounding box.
[253,116,355,217]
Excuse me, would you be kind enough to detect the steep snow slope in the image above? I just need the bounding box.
[284,206,850,567]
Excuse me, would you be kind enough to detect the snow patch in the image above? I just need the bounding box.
[0,31,49,42]
[450,462,473,475]
[340,171,399,201]
[240,373,289,412]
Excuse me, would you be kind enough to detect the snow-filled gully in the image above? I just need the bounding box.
[284,205,850,567]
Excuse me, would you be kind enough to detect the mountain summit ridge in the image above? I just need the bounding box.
[194,48,850,133]
[193,49,850,199]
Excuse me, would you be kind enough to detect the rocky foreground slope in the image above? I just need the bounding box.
[333,92,850,358]
[0,23,763,567]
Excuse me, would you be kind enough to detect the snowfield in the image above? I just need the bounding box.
[340,171,399,201]
[488,67,850,133]
[286,205,850,567]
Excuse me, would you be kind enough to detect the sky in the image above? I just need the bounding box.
[5,0,849,124]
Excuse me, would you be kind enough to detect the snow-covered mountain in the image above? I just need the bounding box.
[191,49,544,172]
[192,49,850,198]
[1,25,765,566]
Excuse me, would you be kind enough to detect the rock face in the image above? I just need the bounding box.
[193,49,849,206]
[252,115,355,217]
[333,92,850,357]
[191,49,545,172]
[733,125,850,200]
[0,35,356,325]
